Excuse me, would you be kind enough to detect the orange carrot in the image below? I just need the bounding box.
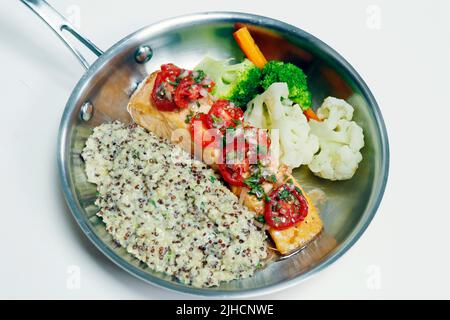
[233,27,268,69]
[303,108,320,121]
[234,27,320,121]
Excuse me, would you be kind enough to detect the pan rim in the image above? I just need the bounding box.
[57,11,390,298]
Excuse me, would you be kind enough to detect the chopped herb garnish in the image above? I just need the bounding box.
[193,69,206,83]
[255,215,265,223]
[185,112,194,124]
[243,163,270,200]
[244,174,261,188]
[95,191,100,197]
[268,174,277,183]
[256,262,263,269]
[232,119,242,126]
[149,199,156,207]
[295,186,303,194]
[248,184,266,200]
[209,175,216,183]
[278,188,291,200]
[211,114,222,124]
[166,79,178,86]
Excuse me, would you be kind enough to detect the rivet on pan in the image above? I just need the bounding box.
[80,102,94,122]
[134,45,153,64]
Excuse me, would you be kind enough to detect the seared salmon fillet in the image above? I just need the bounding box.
[127,72,323,255]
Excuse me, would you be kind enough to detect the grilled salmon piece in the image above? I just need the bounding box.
[127,73,323,255]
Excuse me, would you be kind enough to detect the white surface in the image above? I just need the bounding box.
[1,0,449,299]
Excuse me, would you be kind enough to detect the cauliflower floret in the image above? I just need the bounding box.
[245,83,319,168]
[308,97,365,180]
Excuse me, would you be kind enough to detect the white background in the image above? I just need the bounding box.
[1,0,449,299]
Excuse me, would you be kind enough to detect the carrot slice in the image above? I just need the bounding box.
[234,27,320,121]
[233,27,268,69]
[304,108,320,121]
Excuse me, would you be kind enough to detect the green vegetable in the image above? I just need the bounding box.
[261,60,312,110]
[193,69,206,83]
[278,188,291,200]
[195,57,261,108]
[232,119,242,126]
[210,114,222,124]
[255,215,266,224]
[244,165,268,201]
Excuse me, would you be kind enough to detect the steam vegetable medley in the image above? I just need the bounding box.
[83,27,364,287]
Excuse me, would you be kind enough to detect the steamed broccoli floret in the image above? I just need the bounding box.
[261,60,312,110]
[195,57,261,108]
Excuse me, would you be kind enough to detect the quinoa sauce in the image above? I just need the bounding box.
[82,122,267,287]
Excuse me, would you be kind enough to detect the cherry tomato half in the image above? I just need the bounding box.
[160,63,182,80]
[189,113,219,148]
[264,184,308,230]
[217,130,250,187]
[207,100,244,130]
[152,63,217,111]
[151,71,178,111]
[151,64,184,111]
[174,77,202,108]
[218,160,250,187]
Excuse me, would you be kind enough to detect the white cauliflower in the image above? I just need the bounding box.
[245,83,319,168]
[308,97,365,180]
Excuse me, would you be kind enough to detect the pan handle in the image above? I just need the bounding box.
[20,0,103,69]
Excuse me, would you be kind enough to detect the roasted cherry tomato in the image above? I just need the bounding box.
[160,63,182,80]
[152,63,211,111]
[218,160,250,187]
[218,130,250,187]
[207,100,244,130]
[151,64,183,111]
[189,113,219,148]
[151,71,178,111]
[264,184,308,230]
[174,77,202,108]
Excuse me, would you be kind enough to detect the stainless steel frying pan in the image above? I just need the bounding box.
[21,0,389,297]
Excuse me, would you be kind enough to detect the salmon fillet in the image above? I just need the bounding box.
[127,72,323,255]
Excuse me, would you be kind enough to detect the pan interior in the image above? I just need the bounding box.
[60,14,387,295]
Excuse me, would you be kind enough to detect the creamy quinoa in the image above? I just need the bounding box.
[82,122,267,287]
